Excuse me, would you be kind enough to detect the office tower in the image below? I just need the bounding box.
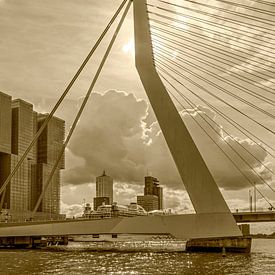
[0,92,12,211]
[137,176,163,212]
[137,195,159,212]
[0,91,65,221]
[11,99,36,159]
[33,114,65,214]
[0,99,36,213]
[144,176,163,210]
[37,114,65,169]
[96,170,113,204]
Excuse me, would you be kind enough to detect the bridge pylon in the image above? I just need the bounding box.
[133,0,241,237]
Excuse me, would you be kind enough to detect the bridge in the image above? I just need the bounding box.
[0,211,274,236]
[0,0,274,252]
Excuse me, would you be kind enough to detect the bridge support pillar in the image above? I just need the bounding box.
[238,224,250,236]
[186,237,252,253]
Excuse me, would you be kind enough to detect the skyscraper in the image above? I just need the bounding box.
[0,91,65,221]
[95,170,113,208]
[144,176,163,210]
[33,114,65,214]
[137,176,163,212]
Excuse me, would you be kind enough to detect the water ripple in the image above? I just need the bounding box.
[0,239,274,275]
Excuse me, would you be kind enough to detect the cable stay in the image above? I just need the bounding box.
[202,0,275,16]
[152,34,275,93]
[149,14,275,67]
[153,44,275,106]
[157,70,275,179]
[245,0,275,7]
[148,4,275,43]
[156,64,275,159]
[147,4,275,48]
[162,74,275,191]
[154,59,275,136]
[153,0,275,38]
[152,37,275,97]
[154,0,275,27]
[150,25,275,80]
[158,71,275,209]
[154,52,275,122]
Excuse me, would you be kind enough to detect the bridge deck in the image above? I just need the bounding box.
[0,213,241,238]
[233,211,275,223]
[0,212,273,238]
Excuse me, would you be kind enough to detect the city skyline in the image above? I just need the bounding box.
[0,0,274,234]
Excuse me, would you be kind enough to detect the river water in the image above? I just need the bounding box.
[0,239,275,274]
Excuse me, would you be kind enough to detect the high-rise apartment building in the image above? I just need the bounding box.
[137,176,163,212]
[95,171,113,206]
[0,91,65,221]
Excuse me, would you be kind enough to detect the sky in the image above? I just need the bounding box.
[0,0,274,233]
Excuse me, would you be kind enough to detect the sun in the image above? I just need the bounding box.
[122,39,135,56]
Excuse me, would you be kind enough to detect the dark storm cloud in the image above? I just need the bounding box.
[63,90,274,191]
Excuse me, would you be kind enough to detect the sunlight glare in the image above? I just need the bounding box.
[122,39,135,56]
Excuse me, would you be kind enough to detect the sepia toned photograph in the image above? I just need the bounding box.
[0,0,274,274]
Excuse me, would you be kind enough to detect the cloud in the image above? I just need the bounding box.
[60,201,83,218]
[62,90,273,194]
[183,106,273,190]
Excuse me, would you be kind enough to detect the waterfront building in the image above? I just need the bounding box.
[0,91,65,221]
[96,170,113,204]
[137,195,159,212]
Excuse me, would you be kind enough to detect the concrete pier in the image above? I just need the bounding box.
[0,236,68,248]
[186,237,252,253]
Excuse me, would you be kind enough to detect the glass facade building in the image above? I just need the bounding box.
[0,92,65,221]
[137,176,163,211]
[144,176,163,210]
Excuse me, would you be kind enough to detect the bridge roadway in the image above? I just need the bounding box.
[233,211,275,223]
[0,212,273,239]
[0,213,241,239]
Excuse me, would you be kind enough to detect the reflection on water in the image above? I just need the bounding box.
[47,240,187,252]
[0,239,274,275]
